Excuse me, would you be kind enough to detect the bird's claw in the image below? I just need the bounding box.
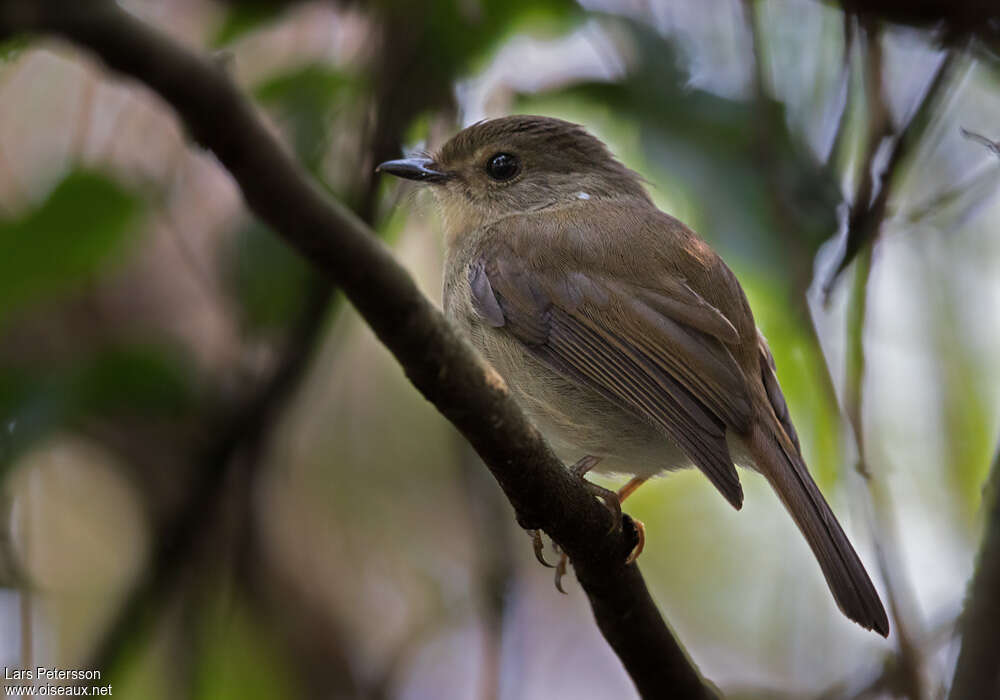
[532,531,570,592]
[530,529,555,568]
[554,547,569,594]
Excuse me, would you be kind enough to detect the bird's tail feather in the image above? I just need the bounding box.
[749,422,890,637]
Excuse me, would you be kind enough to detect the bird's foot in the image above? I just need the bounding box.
[570,454,602,477]
[569,456,622,525]
[623,514,646,565]
[528,459,649,593]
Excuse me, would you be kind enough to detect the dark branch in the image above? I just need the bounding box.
[84,280,335,677]
[949,447,1000,700]
[824,38,959,295]
[0,2,715,696]
[835,0,1000,53]
[238,479,363,699]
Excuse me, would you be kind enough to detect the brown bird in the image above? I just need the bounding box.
[377,115,890,636]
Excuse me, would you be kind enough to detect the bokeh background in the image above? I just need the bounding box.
[1,1,998,698]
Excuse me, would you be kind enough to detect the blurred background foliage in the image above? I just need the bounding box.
[0,1,998,698]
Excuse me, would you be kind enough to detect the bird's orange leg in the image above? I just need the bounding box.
[617,476,647,502]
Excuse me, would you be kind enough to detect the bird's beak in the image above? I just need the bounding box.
[375,157,449,183]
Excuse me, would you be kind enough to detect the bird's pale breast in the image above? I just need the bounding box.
[444,243,688,479]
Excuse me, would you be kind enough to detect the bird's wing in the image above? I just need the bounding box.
[757,331,801,454]
[470,224,753,509]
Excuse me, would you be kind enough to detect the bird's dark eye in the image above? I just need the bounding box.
[485,152,520,181]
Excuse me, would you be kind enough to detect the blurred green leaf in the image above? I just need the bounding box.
[924,258,999,521]
[0,170,142,327]
[71,345,196,417]
[367,0,580,129]
[381,0,579,74]
[0,34,28,62]
[194,592,298,700]
[253,64,357,172]
[254,64,352,105]
[226,220,317,332]
[0,345,196,477]
[943,352,994,521]
[211,3,285,47]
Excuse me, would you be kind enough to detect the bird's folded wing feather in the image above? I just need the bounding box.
[470,229,753,509]
[757,332,801,454]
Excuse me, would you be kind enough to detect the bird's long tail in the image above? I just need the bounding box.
[749,421,890,636]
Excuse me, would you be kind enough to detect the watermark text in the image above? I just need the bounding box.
[4,668,110,696]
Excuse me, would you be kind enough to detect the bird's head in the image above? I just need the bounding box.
[377,115,648,236]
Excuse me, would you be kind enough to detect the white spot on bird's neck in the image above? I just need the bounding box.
[576,191,591,200]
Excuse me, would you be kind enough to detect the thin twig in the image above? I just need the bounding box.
[959,127,1000,157]
[824,18,893,299]
[823,40,960,296]
[826,12,857,169]
[901,127,1000,224]
[845,246,927,700]
[826,30,963,696]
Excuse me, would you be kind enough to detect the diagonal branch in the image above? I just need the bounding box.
[949,445,1000,700]
[0,2,715,697]
[84,279,336,678]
